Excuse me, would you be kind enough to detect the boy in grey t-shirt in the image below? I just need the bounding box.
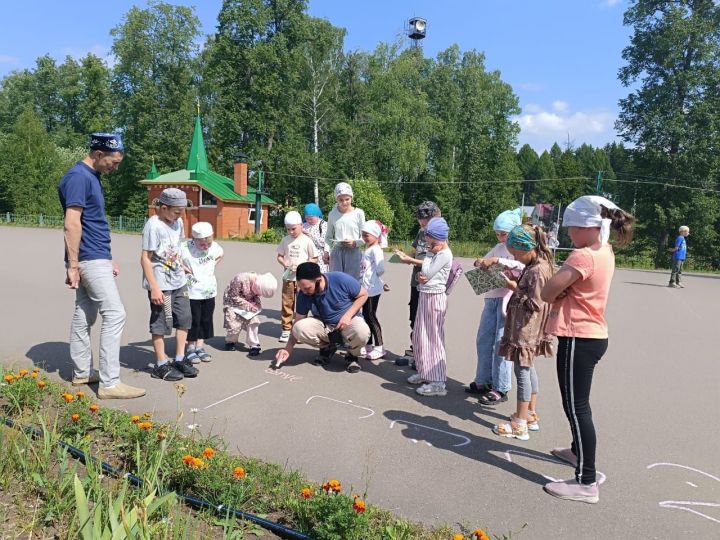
[140,188,198,382]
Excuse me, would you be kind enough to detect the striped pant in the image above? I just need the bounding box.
[412,291,447,382]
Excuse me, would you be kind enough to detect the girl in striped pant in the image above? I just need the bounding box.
[407,217,453,396]
[541,196,634,504]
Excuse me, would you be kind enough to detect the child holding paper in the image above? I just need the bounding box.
[223,272,278,356]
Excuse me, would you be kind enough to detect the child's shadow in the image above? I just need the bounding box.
[384,409,566,485]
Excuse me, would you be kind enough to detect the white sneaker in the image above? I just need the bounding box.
[366,346,385,360]
[416,382,447,396]
[279,330,291,343]
[407,373,427,385]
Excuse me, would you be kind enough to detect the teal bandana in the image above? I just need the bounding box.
[507,225,537,251]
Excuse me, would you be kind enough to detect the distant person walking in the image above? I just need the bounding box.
[669,226,689,288]
[541,195,634,504]
[58,133,145,400]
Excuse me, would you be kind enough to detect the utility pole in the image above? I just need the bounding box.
[255,169,264,235]
[596,170,604,195]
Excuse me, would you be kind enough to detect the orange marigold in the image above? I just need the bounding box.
[89,404,99,413]
[71,414,80,422]
[202,447,215,459]
[232,466,246,479]
[182,454,195,466]
[352,498,366,513]
[19,369,29,377]
[37,381,47,389]
[62,393,74,403]
[190,457,205,469]
[3,374,13,384]
[322,479,342,494]
[300,487,312,499]
[453,535,464,540]
[30,372,39,379]
[138,421,153,430]
[75,391,85,399]
[473,529,490,540]
[130,415,141,424]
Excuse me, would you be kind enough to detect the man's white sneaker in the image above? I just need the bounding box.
[279,330,291,343]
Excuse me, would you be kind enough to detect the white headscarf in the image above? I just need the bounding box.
[254,272,278,298]
[361,220,388,248]
[334,182,353,200]
[563,195,620,245]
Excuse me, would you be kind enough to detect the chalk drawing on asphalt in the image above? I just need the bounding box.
[388,419,470,447]
[305,395,375,419]
[204,381,270,410]
[647,462,720,525]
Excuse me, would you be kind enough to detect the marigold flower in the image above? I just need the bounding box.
[300,487,312,499]
[191,457,205,469]
[19,369,29,377]
[32,367,40,373]
[30,372,39,379]
[37,381,47,389]
[62,393,74,403]
[71,414,80,422]
[232,466,246,479]
[138,421,153,430]
[143,412,152,419]
[322,479,342,493]
[89,404,99,413]
[182,454,195,466]
[202,447,215,459]
[453,535,464,540]
[473,529,490,540]
[156,431,167,441]
[75,391,85,399]
[352,498,366,513]
[3,374,13,384]
[131,415,141,424]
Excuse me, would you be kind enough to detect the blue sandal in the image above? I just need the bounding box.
[184,349,200,364]
[195,347,212,362]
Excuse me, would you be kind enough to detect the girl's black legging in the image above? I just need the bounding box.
[556,336,608,485]
[362,295,383,346]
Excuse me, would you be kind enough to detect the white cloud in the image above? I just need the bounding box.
[0,55,19,64]
[600,0,622,7]
[516,102,617,152]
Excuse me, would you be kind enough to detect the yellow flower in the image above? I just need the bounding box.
[62,393,74,403]
[232,466,246,479]
[71,414,80,422]
[473,529,490,540]
[89,404,99,413]
[202,447,215,459]
[453,534,465,540]
[131,415,141,424]
[191,457,205,469]
[30,372,39,379]
[3,374,13,384]
[138,421,153,430]
[300,487,312,499]
[156,431,167,441]
[37,381,47,389]
[75,391,85,399]
[19,369,29,377]
[322,479,342,493]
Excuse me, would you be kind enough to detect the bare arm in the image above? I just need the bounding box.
[63,207,83,288]
[541,266,581,303]
[140,250,164,305]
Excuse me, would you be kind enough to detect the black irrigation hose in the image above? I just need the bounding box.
[2,416,313,540]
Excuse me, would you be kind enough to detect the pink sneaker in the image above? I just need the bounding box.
[551,447,578,467]
[544,479,599,504]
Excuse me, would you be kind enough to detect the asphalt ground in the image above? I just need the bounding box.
[2,226,718,539]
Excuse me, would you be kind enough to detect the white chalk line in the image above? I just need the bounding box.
[305,395,375,419]
[389,419,470,447]
[500,449,607,484]
[647,462,720,525]
[204,381,270,410]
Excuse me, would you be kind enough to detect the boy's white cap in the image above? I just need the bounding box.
[284,211,302,225]
[191,222,213,238]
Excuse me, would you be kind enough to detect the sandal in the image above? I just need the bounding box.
[493,420,529,441]
[184,349,200,364]
[195,348,212,362]
[478,389,507,405]
[465,382,491,395]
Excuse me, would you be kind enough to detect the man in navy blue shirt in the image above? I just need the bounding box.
[669,225,689,288]
[274,262,370,373]
[58,133,145,399]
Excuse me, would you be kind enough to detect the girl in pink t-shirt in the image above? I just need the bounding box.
[540,196,634,504]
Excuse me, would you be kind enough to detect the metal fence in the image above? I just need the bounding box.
[1,213,147,233]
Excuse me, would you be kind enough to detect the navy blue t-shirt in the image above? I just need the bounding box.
[295,272,362,326]
[58,161,112,261]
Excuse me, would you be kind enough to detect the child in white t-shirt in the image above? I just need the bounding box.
[276,211,319,342]
[180,222,224,364]
[360,220,387,360]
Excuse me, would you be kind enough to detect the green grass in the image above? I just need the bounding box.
[0,366,511,539]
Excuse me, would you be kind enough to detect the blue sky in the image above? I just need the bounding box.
[0,0,632,152]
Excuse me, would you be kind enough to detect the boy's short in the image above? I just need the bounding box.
[149,285,192,336]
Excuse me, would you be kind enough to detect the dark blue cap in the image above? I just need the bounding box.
[89,132,124,153]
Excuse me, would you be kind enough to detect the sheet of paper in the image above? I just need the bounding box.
[388,253,403,263]
[232,307,262,320]
[464,266,508,295]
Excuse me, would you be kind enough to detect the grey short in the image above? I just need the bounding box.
[149,285,192,336]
